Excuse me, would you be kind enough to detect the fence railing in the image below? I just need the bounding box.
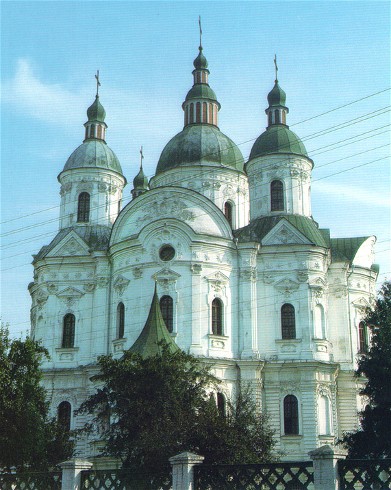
[194,461,314,490]
[80,468,171,490]
[0,470,62,490]
[338,459,391,490]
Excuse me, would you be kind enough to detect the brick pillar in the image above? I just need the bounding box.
[59,459,93,490]
[169,452,204,490]
[309,445,347,490]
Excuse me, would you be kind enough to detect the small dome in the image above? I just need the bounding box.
[87,95,106,122]
[156,125,244,175]
[133,166,149,190]
[193,47,208,70]
[267,82,287,107]
[185,84,217,102]
[249,125,308,159]
[63,140,123,174]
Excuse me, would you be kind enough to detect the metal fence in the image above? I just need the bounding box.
[80,469,171,490]
[194,461,314,490]
[338,459,391,490]
[0,471,62,490]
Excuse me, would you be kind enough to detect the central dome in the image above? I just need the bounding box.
[249,125,308,159]
[156,125,245,175]
[63,140,123,174]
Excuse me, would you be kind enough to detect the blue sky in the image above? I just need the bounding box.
[1,1,390,338]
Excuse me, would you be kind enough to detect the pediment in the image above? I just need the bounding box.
[352,297,371,311]
[205,271,229,284]
[48,231,90,257]
[113,275,130,295]
[56,286,85,299]
[262,220,311,246]
[153,268,181,283]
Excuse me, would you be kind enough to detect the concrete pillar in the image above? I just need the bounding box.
[59,459,93,490]
[169,452,204,490]
[309,445,347,490]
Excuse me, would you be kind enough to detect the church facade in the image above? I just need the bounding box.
[29,44,378,460]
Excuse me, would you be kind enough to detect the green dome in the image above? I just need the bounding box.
[185,84,218,102]
[87,95,106,122]
[156,125,244,174]
[249,125,308,159]
[193,47,208,70]
[63,140,123,174]
[133,166,149,189]
[267,82,287,107]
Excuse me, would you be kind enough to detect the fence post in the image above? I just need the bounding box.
[309,445,347,490]
[59,459,93,490]
[169,452,205,490]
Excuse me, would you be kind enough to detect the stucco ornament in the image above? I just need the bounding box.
[136,198,195,226]
[113,275,130,296]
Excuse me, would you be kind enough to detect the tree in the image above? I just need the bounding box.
[77,344,276,488]
[0,324,74,471]
[341,280,391,458]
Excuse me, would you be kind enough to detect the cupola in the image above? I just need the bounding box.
[131,147,149,200]
[182,28,221,128]
[84,71,107,142]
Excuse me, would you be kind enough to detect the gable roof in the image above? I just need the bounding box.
[234,215,329,248]
[34,225,111,261]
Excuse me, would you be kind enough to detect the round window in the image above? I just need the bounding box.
[159,245,175,262]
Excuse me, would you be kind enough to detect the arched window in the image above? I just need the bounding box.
[224,202,233,227]
[117,302,125,339]
[268,112,272,126]
[216,392,226,417]
[284,395,299,435]
[358,322,368,353]
[281,304,296,339]
[275,109,280,124]
[77,192,90,222]
[270,180,284,211]
[318,394,332,435]
[58,401,71,431]
[212,298,223,336]
[209,104,213,124]
[184,105,189,125]
[160,295,173,333]
[62,314,75,348]
[314,304,325,339]
[190,103,194,123]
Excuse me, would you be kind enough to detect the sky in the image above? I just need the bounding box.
[1,1,390,339]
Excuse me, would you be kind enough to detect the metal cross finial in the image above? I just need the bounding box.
[199,16,203,48]
[274,54,278,82]
[95,70,101,96]
[140,146,144,169]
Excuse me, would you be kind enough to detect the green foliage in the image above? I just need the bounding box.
[77,343,276,488]
[0,324,74,471]
[341,281,391,458]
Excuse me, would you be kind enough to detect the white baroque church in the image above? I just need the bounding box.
[29,43,378,461]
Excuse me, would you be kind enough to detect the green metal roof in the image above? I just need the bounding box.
[129,285,180,358]
[34,225,111,262]
[87,95,106,122]
[156,124,244,174]
[133,165,149,190]
[62,140,123,174]
[249,125,308,160]
[330,237,369,263]
[185,84,218,102]
[267,81,287,107]
[193,47,208,70]
[234,215,329,248]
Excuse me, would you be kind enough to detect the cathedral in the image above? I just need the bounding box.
[29,42,378,461]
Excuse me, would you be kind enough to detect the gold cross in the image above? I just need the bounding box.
[95,70,101,96]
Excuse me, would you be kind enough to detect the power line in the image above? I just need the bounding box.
[1,88,389,227]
